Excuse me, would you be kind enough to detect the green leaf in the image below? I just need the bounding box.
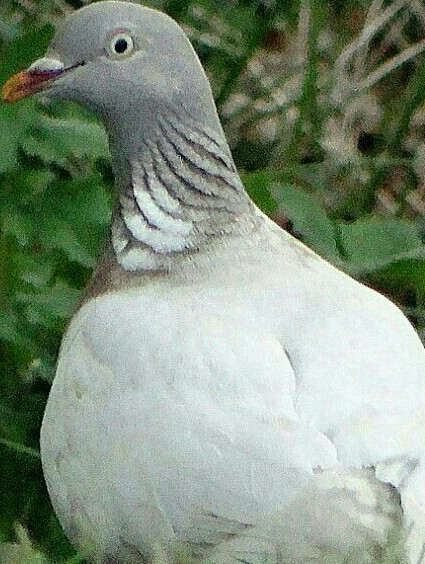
[275,183,340,262]
[0,438,40,459]
[21,170,55,202]
[340,217,424,274]
[22,115,109,165]
[243,172,278,217]
[0,525,50,564]
[17,281,80,325]
[39,220,96,268]
[0,25,53,86]
[0,311,19,343]
[62,175,112,227]
[0,104,35,173]
[0,25,53,173]
[1,210,34,246]
[367,258,425,300]
[14,253,54,289]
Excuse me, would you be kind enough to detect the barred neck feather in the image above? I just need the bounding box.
[111,109,253,272]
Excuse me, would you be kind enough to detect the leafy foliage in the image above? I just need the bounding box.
[1,0,425,562]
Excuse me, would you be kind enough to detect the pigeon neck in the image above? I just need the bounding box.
[110,108,252,272]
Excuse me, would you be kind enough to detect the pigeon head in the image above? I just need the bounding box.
[3,1,217,130]
[3,1,250,273]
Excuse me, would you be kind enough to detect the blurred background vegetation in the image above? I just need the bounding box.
[1,0,425,561]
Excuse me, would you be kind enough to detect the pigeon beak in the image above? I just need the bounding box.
[2,57,69,102]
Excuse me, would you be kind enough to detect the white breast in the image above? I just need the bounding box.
[40,233,425,563]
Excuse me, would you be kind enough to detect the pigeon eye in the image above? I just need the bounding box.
[109,33,134,58]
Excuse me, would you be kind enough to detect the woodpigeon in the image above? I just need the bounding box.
[3,2,425,562]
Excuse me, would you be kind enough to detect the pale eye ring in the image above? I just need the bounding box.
[109,33,134,58]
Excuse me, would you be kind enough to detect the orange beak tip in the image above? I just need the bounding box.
[2,68,64,103]
[2,72,27,103]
